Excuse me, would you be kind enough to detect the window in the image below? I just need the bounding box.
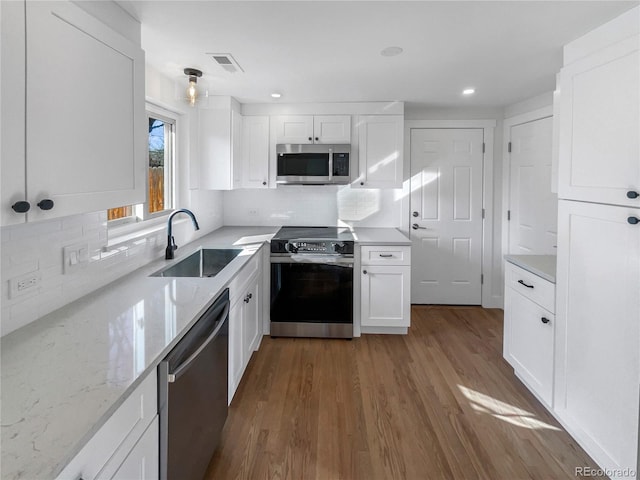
[108,108,175,225]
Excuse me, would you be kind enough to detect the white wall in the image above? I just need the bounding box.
[224,185,403,227]
[0,43,223,336]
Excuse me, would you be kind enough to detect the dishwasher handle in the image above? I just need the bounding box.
[167,302,229,383]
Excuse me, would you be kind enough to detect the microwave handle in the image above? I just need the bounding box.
[328,148,333,182]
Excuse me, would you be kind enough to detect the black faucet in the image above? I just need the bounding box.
[166,209,200,259]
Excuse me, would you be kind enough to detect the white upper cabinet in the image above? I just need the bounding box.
[199,97,242,190]
[241,116,270,188]
[356,115,404,188]
[558,34,640,206]
[273,115,350,144]
[1,0,146,225]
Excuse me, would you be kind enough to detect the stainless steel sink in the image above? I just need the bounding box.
[151,248,242,278]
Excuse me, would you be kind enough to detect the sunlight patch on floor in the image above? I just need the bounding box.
[458,384,560,431]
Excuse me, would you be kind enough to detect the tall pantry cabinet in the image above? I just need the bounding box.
[554,7,640,479]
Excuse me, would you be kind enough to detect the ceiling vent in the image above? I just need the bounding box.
[208,53,244,73]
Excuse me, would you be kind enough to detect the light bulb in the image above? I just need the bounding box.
[187,79,198,106]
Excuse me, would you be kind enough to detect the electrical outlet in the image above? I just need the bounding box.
[9,271,41,299]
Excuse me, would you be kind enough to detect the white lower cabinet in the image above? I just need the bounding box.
[110,418,159,480]
[360,245,411,332]
[503,264,555,407]
[56,371,158,480]
[228,252,263,404]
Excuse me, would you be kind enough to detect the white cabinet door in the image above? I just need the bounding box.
[504,287,554,406]
[242,275,262,357]
[357,115,404,188]
[361,265,410,328]
[109,417,159,480]
[558,36,640,207]
[199,98,242,191]
[25,1,146,221]
[313,115,351,144]
[241,116,269,188]
[0,1,27,225]
[228,299,243,404]
[555,200,640,475]
[273,115,314,144]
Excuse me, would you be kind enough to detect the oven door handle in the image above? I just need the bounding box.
[270,256,353,266]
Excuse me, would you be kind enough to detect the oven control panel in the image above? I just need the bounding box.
[271,240,354,255]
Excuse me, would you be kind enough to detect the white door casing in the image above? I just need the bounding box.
[508,116,558,254]
[410,128,484,305]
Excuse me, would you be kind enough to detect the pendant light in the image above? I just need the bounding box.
[183,68,203,106]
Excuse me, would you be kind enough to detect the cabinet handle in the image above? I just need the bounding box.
[308,137,312,141]
[628,217,640,225]
[11,201,30,213]
[363,270,368,275]
[262,181,267,186]
[541,317,550,324]
[248,293,253,299]
[517,279,534,289]
[37,199,54,210]
[379,254,393,258]
[315,137,319,141]
[627,191,639,199]
[360,182,364,186]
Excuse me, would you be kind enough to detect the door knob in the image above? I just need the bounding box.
[412,223,426,230]
[37,199,54,210]
[627,191,639,199]
[628,217,640,225]
[11,201,30,213]
[412,211,419,217]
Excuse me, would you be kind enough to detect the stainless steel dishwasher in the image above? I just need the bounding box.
[159,289,229,480]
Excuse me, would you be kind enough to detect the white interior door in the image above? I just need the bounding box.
[410,128,484,305]
[509,117,558,254]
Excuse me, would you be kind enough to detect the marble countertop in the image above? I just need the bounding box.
[1,226,278,480]
[352,227,411,245]
[0,225,408,479]
[504,254,557,283]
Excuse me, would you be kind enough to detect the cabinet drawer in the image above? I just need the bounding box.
[505,262,555,312]
[228,250,260,306]
[361,245,410,266]
[56,370,157,480]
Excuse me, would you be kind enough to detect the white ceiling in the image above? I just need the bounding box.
[120,1,638,109]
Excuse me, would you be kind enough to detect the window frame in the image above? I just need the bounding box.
[107,104,177,229]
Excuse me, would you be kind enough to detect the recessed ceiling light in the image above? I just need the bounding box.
[271,92,282,99]
[381,46,403,57]
[462,88,476,95]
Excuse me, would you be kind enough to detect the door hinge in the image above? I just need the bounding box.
[481,274,484,285]
[482,143,486,153]
[508,142,512,153]
[507,210,511,221]
[482,208,485,219]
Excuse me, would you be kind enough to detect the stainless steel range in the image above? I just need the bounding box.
[270,226,355,338]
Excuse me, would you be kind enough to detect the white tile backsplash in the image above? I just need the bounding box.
[223,185,403,228]
[0,195,223,336]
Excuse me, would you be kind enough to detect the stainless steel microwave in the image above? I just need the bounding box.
[276,144,351,185]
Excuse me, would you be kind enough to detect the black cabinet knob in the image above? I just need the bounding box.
[11,201,30,213]
[627,191,639,199]
[308,137,312,141]
[360,182,364,186]
[541,317,551,324]
[262,181,267,186]
[315,137,319,141]
[628,217,640,225]
[37,199,54,210]
[363,270,368,275]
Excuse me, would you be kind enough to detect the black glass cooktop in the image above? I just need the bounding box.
[273,226,354,241]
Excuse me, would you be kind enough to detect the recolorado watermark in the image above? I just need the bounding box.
[575,466,637,477]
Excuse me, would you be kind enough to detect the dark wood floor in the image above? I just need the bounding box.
[205,306,602,480]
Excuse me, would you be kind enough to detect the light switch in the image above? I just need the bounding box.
[63,242,90,273]
[69,251,78,265]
